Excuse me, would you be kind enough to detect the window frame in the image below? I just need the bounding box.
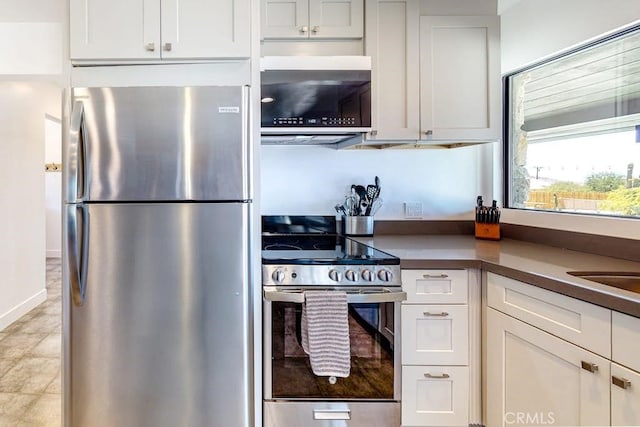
[502,23,640,219]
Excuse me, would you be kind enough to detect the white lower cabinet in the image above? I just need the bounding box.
[611,311,640,426]
[402,366,469,427]
[485,272,640,426]
[486,307,610,427]
[611,362,640,426]
[401,269,476,427]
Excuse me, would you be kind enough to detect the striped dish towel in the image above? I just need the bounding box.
[301,290,351,378]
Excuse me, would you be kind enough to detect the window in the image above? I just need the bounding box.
[504,25,640,218]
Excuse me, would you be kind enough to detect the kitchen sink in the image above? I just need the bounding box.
[567,271,640,294]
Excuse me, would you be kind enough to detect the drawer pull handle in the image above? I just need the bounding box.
[424,373,450,379]
[423,274,449,279]
[423,312,449,317]
[313,410,351,420]
[612,376,632,389]
[581,361,599,373]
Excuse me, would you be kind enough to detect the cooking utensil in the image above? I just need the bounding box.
[335,204,347,216]
[366,185,377,201]
[344,194,359,216]
[352,185,367,214]
[370,197,383,216]
[374,177,381,199]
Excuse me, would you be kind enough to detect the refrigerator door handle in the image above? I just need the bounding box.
[67,204,88,306]
[67,101,86,203]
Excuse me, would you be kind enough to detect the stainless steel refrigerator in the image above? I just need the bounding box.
[62,86,253,427]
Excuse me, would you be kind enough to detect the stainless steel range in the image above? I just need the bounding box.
[262,216,404,427]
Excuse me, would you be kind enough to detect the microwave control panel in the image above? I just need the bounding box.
[270,117,358,126]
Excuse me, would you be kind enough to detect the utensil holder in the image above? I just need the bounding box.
[342,216,375,236]
[475,222,501,240]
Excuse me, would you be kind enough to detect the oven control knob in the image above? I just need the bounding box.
[361,269,375,282]
[328,269,342,282]
[378,269,393,282]
[345,270,358,282]
[272,269,286,284]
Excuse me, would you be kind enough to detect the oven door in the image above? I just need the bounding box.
[263,287,404,401]
[263,287,403,426]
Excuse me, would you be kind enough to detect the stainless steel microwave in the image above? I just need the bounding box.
[260,56,371,144]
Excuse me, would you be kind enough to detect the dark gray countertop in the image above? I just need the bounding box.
[359,235,640,317]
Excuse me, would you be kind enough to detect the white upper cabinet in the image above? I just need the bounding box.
[262,0,363,39]
[261,0,309,39]
[364,0,420,141]
[70,0,160,60]
[419,16,501,141]
[161,0,251,59]
[309,0,363,38]
[365,8,501,143]
[70,0,250,61]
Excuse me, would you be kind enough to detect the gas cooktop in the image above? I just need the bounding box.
[261,216,400,287]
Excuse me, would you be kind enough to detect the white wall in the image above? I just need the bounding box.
[501,0,640,73]
[261,144,495,219]
[45,116,62,258]
[0,0,65,330]
[0,82,61,329]
[499,0,640,239]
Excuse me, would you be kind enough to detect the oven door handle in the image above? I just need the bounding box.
[263,288,407,304]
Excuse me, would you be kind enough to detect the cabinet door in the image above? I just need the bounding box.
[612,310,640,372]
[262,0,310,39]
[419,16,500,141]
[70,0,161,60]
[308,0,363,39]
[401,305,468,365]
[402,365,469,426]
[161,0,250,58]
[486,308,610,427]
[364,0,419,141]
[611,363,640,426]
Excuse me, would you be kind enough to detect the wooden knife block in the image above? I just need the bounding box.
[475,222,501,240]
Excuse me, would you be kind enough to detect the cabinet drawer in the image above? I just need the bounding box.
[487,273,611,358]
[401,305,468,365]
[402,269,468,304]
[612,311,640,372]
[401,365,468,427]
[611,362,640,427]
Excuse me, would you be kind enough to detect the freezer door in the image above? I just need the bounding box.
[64,203,251,427]
[69,86,250,202]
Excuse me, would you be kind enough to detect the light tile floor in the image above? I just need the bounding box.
[0,258,61,426]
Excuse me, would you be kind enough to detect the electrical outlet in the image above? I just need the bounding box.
[404,201,423,218]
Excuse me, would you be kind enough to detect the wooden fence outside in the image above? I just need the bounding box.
[526,190,608,210]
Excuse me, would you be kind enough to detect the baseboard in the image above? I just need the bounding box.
[0,289,48,331]
[46,249,61,258]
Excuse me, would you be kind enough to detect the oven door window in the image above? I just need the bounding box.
[270,302,394,400]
